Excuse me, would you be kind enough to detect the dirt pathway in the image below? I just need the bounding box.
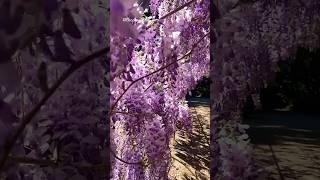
[244,112,320,180]
[169,97,210,180]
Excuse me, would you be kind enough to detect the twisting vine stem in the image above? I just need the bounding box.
[147,0,197,29]
[159,0,197,20]
[110,149,142,165]
[110,33,209,115]
[0,47,109,173]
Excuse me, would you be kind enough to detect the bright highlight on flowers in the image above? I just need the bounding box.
[110,0,209,179]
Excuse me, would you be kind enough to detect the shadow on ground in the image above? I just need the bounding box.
[244,112,320,180]
[170,97,210,180]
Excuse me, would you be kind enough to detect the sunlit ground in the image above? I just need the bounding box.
[169,97,210,180]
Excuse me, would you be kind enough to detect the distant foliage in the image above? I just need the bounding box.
[189,77,210,98]
[261,47,320,112]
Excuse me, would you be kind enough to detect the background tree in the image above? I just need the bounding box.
[261,47,320,112]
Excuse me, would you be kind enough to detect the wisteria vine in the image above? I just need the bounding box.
[0,0,108,179]
[211,0,320,179]
[110,0,209,179]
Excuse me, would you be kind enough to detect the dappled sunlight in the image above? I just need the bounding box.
[169,97,210,180]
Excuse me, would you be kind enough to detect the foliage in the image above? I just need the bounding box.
[189,77,210,98]
[261,47,320,112]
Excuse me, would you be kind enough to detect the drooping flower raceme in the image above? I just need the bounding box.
[110,0,209,179]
